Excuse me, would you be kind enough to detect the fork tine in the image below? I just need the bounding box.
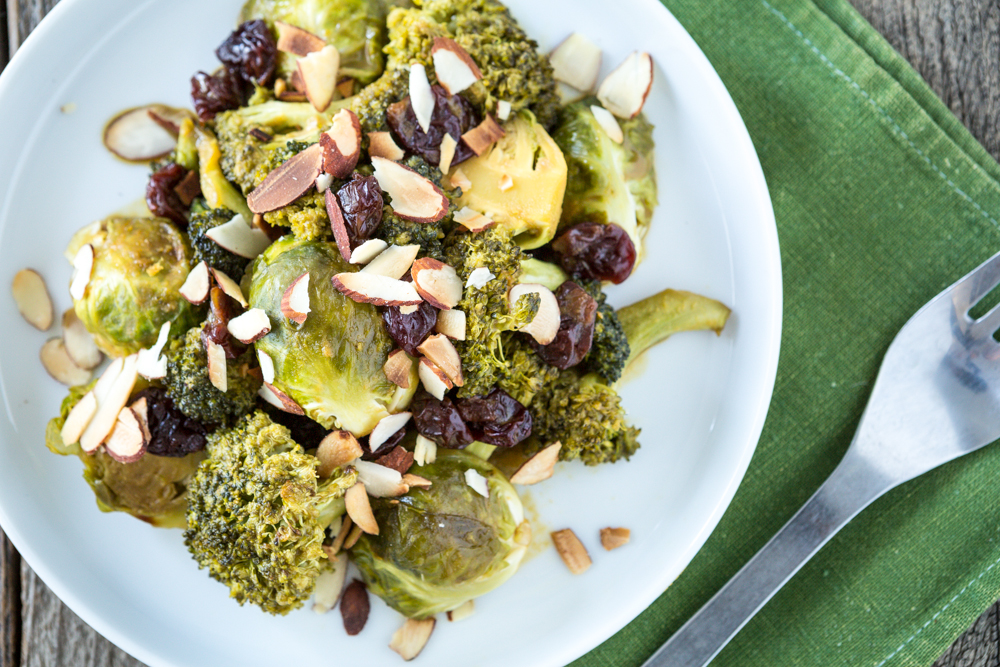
[950,249,1000,313]
[970,301,1000,340]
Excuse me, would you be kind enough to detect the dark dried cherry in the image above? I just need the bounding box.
[382,301,438,356]
[372,445,415,474]
[551,222,637,285]
[201,288,247,360]
[534,281,598,369]
[336,174,384,245]
[259,403,328,450]
[191,69,247,122]
[133,387,208,457]
[146,163,190,228]
[411,391,474,449]
[456,388,532,447]
[216,20,277,88]
[386,85,479,166]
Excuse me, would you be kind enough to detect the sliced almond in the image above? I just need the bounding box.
[103,106,176,162]
[40,339,91,386]
[298,45,340,112]
[280,272,311,324]
[590,104,623,144]
[130,396,152,443]
[452,206,494,232]
[62,310,103,370]
[411,258,462,310]
[390,618,436,661]
[383,349,413,388]
[402,473,432,489]
[209,268,248,308]
[369,412,412,454]
[104,407,147,463]
[259,382,306,415]
[277,88,308,103]
[204,213,272,259]
[354,459,408,498]
[315,173,334,193]
[418,358,452,400]
[320,108,362,177]
[69,244,94,301]
[600,527,631,551]
[409,63,435,134]
[461,116,505,156]
[509,283,559,345]
[447,599,475,622]
[349,239,388,265]
[432,37,483,95]
[343,523,364,549]
[417,334,463,387]
[179,260,211,304]
[206,339,227,392]
[496,100,512,121]
[227,308,272,344]
[80,354,139,453]
[313,552,348,614]
[371,157,450,223]
[399,305,419,315]
[466,267,496,290]
[434,309,466,341]
[329,515,353,555]
[597,51,654,119]
[510,442,561,485]
[275,20,326,56]
[550,33,602,92]
[367,131,405,161]
[413,434,437,466]
[551,528,591,574]
[12,269,53,330]
[464,468,489,498]
[331,272,422,306]
[361,244,421,280]
[145,106,191,136]
[135,321,170,380]
[60,391,97,446]
[247,142,324,214]
[258,349,275,384]
[324,188,353,262]
[317,430,364,477]
[340,580,370,635]
[345,482,379,534]
[450,168,472,192]
[437,134,458,175]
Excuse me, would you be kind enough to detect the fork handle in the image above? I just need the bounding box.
[642,449,891,667]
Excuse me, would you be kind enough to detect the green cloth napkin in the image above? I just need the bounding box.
[572,1,1000,665]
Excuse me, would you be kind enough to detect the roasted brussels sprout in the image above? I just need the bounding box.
[248,237,418,435]
[352,450,529,618]
[66,217,201,357]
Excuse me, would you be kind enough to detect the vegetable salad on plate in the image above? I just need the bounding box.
[10,0,732,659]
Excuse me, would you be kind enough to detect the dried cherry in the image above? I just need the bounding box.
[551,222,637,285]
[534,281,598,369]
[456,388,532,447]
[201,288,247,360]
[146,163,191,228]
[336,174,384,245]
[411,391,474,449]
[372,445,415,474]
[133,387,208,457]
[216,20,277,88]
[259,404,328,450]
[386,85,479,166]
[191,69,247,122]
[382,301,438,356]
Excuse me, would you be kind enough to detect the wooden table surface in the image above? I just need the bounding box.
[1,0,999,665]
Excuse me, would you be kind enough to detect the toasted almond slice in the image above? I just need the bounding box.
[145,106,191,136]
[209,268,248,308]
[321,108,362,177]
[80,354,139,453]
[402,473,432,489]
[329,515,353,555]
[411,258,462,310]
[369,412,412,454]
[204,213,272,259]
[461,116,505,156]
[418,358,452,400]
[130,396,152,443]
[206,339,227,392]
[452,206,494,232]
[466,267,495,289]
[550,33,602,92]
[434,309,466,341]
[275,20,326,56]
[383,349,413,388]
[247,142,324,214]
[136,321,171,379]
[354,459,408,498]
[413,434,437,466]
[390,618,436,661]
[312,552,348,614]
[510,442,561,485]
[367,131,405,161]
[437,133,458,175]
[409,63,435,133]
[509,283,560,345]
[597,51,654,119]
[323,188,353,262]
[343,523,364,549]
[362,244,421,280]
[258,349,275,384]
[371,157,450,223]
[432,37,483,95]
[332,272,422,306]
[227,308,272,344]
[350,239,388,265]
[104,407,147,463]
[464,468,489,497]
[600,526,631,551]
[417,334,463,387]
[447,599,475,622]
[496,100,512,121]
[179,260,211,304]
[399,305,419,315]
[12,269,53,330]
[590,104,623,144]
[258,382,306,415]
[317,430,364,477]
[60,391,97,446]
[315,173,334,193]
[40,339,91,386]
[103,106,177,162]
[281,272,311,324]
[345,482,379,534]
[551,528,591,574]
[298,45,340,112]
[69,244,94,301]
[450,168,472,192]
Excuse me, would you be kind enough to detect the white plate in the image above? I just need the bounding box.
[0,0,781,665]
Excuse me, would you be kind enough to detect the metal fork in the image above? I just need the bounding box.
[643,250,1000,667]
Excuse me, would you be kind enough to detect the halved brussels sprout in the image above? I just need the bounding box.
[352,451,529,618]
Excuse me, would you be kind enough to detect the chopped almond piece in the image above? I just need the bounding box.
[209,268,248,307]
[498,174,514,192]
[367,131,405,161]
[461,116,505,156]
[354,460,409,497]
[345,482,379,535]
[418,358,452,400]
[206,339,227,392]
[402,473,432,488]
[247,143,324,214]
[62,309,102,370]
[390,618,436,661]
[447,599,475,622]
[343,523,364,549]
[452,206,494,232]
[368,412,412,455]
[510,442,561,485]
[435,309,466,341]
[432,37,483,95]
[417,334,463,387]
[551,528,591,574]
[179,260,211,304]
[275,20,326,56]
[465,468,489,498]
[600,527,631,551]
[277,89,308,103]
[317,430,364,477]
[280,272,311,324]
[496,100,512,121]
[384,349,414,388]
[413,435,438,466]
[329,515,353,555]
[12,269,53,330]
[438,133,458,175]
[321,108,362,177]
[40,339,91,387]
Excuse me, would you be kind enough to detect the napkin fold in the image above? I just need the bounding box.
[573,0,1000,665]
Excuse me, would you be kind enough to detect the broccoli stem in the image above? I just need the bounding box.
[617,289,731,367]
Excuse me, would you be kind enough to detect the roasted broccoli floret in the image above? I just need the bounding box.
[580,281,630,384]
[496,332,560,407]
[164,326,261,427]
[262,191,331,241]
[378,206,446,259]
[187,206,251,278]
[185,411,358,614]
